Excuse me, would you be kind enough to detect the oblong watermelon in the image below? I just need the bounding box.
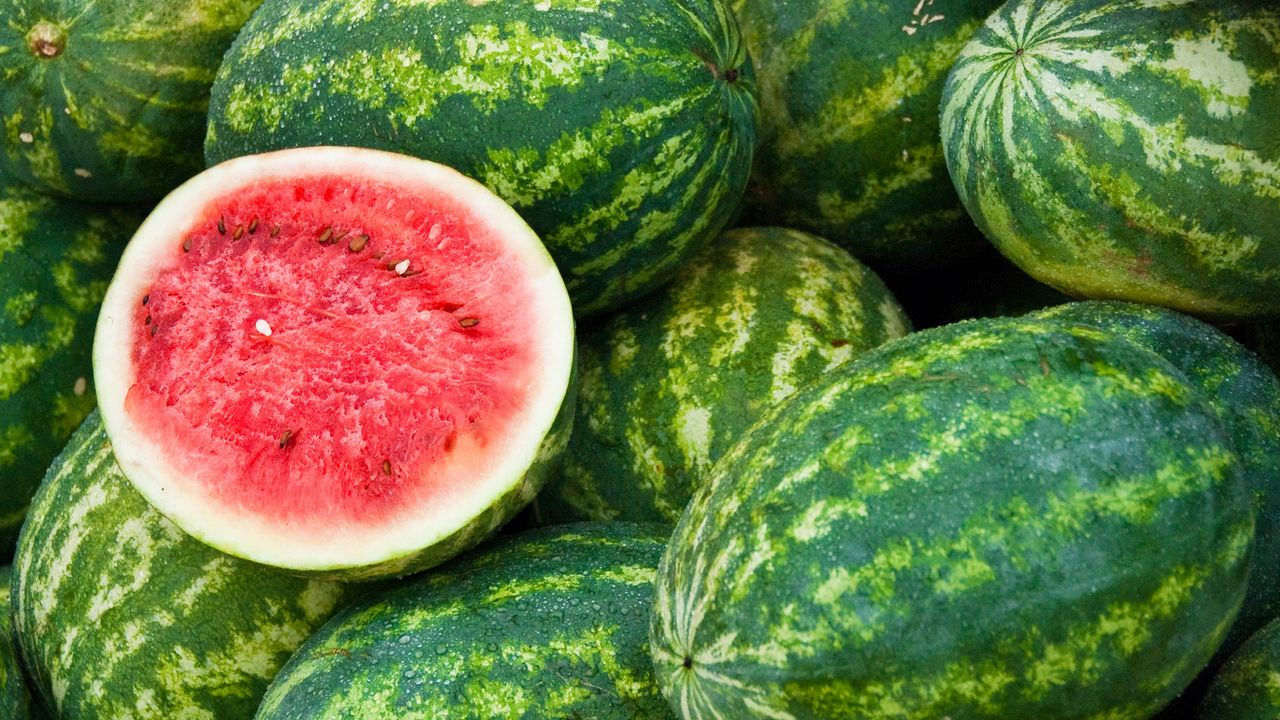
[204,0,757,317]
[651,317,1252,719]
[1200,618,1280,719]
[941,0,1280,318]
[0,176,142,557]
[12,413,358,720]
[0,0,263,201]
[1035,301,1280,661]
[93,147,577,580]
[733,0,1002,267]
[257,523,673,719]
[540,226,910,524]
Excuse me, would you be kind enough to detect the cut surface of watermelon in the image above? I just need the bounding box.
[94,147,575,578]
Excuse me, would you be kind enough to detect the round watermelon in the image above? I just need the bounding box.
[257,523,673,719]
[204,0,757,317]
[1199,618,1280,719]
[941,0,1280,318]
[0,0,263,201]
[0,567,43,719]
[0,175,142,558]
[539,226,910,525]
[12,413,358,720]
[93,147,576,581]
[733,0,1003,268]
[651,317,1252,719]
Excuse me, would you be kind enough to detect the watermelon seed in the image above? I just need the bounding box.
[382,459,392,476]
[73,168,92,178]
[73,377,87,396]
[428,224,442,241]
[830,338,850,348]
[142,294,149,306]
[459,317,479,328]
[248,217,260,234]
[270,224,281,238]
[18,132,33,144]
[217,216,227,235]
[182,238,192,253]
[233,224,245,241]
[150,324,158,337]
[317,226,335,245]
[255,319,273,337]
[278,429,299,449]
[394,259,411,275]
[145,315,151,325]
[348,234,369,253]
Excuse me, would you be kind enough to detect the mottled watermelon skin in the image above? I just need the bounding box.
[732,0,1002,268]
[0,177,140,558]
[1036,301,1280,662]
[1200,618,1280,720]
[651,317,1252,720]
[941,0,1280,318]
[0,0,262,202]
[257,523,673,719]
[204,0,757,317]
[0,568,43,720]
[539,227,910,525]
[12,413,360,719]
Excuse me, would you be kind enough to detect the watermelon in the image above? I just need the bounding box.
[12,413,358,720]
[539,226,910,525]
[651,317,1252,719]
[732,0,1002,268]
[1,567,43,720]
[256,523,673,719]
[0,0,263,202]
[0,176,141,557]
[1199,618,1280,720]
[941,0,1280,319]
[93,147,576,580]
[203,0,757,317]
[1035,301,1280,661]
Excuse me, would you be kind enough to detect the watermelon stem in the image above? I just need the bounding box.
[25,21,65,59]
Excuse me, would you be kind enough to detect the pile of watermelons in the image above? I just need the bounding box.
[1,0,1278,717]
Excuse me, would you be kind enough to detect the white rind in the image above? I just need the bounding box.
[93,146,575,574]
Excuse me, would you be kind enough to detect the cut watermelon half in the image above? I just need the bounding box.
[93,147,576,580]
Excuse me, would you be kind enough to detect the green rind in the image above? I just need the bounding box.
[733,0,1002,267]
[0,567,41,720]
[12,413,360,719]
[941,0,1280,318]
[0,0,263,201]
[204,0,757,317]
[540,226,910,524]
[0,176,141,558]
[1035,301,1280,660]
[256,523,674,719]
[652,317,1252,719]
[1200,618,1280,720]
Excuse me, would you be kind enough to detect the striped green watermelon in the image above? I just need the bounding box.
[732,0,1002,268]
[651,317,1252,719]
[1035,301,1280,661]
[203,0,757,317]
[12,413,360,719]
[941,0,1280,319]
[0,0,262,202]
[1199,618,1280,720]
[0,176,141,558]
[0,567,43,720]
[539,226,910,525]
[256,523,673,719]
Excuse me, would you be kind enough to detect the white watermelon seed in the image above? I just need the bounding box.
[255,319,273,337]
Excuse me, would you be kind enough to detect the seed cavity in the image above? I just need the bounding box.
[233,224,245,241]
[381,459,392,476]
[317,226,335,245]
[217,216,227,235]
[270,224,281,238]
[247,217,260,234]
[255,318,273,337]
[459,317,479,328]
[278,428,299,449]
[348,234,369,253]
[182,238,192,253]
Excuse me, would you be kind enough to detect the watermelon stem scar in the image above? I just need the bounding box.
[26,21,65,58]
[94,147,576,580]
